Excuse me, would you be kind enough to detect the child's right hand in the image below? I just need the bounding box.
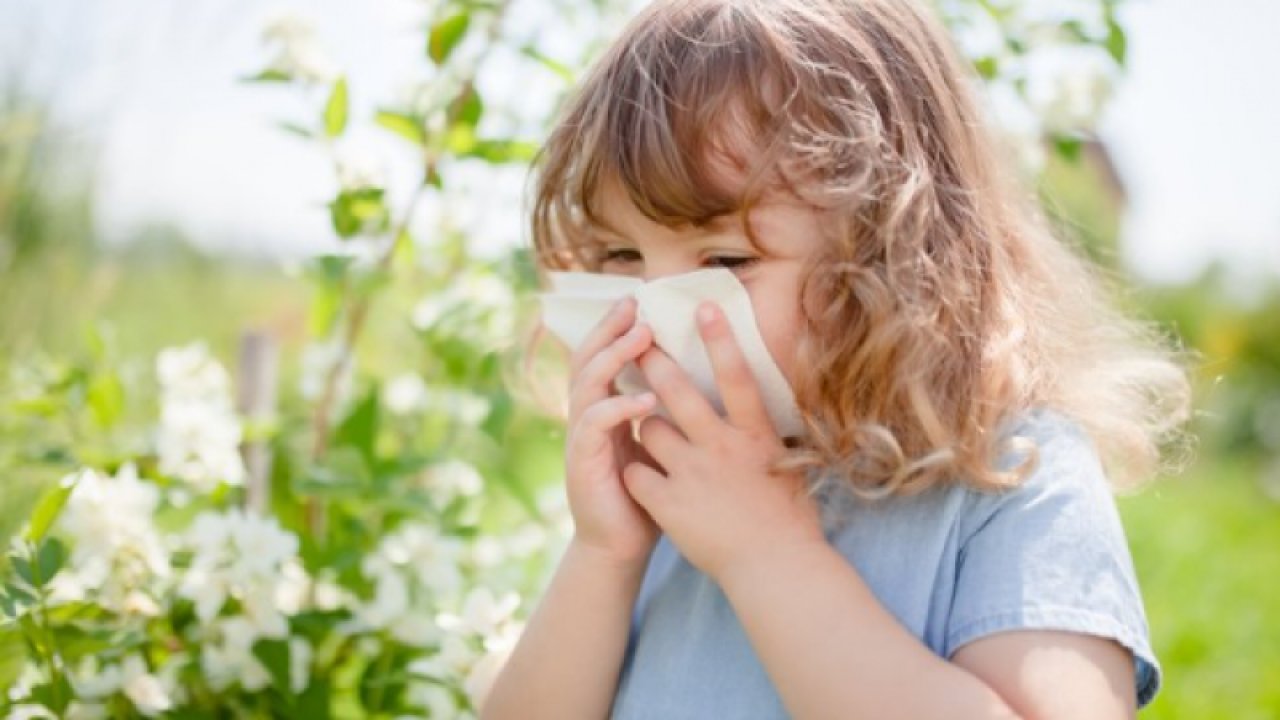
[564,296,662,570]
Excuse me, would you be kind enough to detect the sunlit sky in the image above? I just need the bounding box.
[3,0,1278,288]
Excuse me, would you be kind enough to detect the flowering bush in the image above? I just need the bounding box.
[0,0,1129,717]
[0,335,570,718]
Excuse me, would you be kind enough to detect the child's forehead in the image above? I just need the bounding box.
[589,173,823,252]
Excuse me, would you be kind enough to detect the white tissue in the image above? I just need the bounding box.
[538,268,804,438]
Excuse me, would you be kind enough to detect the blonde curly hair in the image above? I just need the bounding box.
[522,0,1193,499]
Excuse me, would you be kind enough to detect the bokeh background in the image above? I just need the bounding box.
[1,0,1277,717]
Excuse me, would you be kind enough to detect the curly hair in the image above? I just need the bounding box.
[522,0,1193,499]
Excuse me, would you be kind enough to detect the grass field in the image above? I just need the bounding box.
[1118,455,1280,718]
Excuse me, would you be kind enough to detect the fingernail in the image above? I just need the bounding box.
[697,303,716,326]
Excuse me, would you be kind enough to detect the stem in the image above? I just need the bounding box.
[303,0,516,538]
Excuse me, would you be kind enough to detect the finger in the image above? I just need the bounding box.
[571,392,658,456]
[634,415,688,472]
[568,296,636,376]
[620,460,667,516]
[696,302,775,434]
[636,346,722,444]
[569,322,653,417]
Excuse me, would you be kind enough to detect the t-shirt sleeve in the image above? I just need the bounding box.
[944,412,1162,710]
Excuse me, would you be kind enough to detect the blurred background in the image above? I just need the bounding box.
[0,0,1277,717]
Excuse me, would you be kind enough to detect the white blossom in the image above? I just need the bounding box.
[424,459,485,509]
[70,656,123,700]
[155,343,247,491]
[334,144,388,192]
[201,617,272,691]
[4,706,55,720]
[502,523,549,559]
[290,637,313,694]
[120,655,173,717]
[1021,44,1118,133]
[260,10,339,84]
[412,272,517,348]
[52,465,170,610]
[349,523,472,644]
[178,509,302,638]
[435,587,521,639]
[406,682,463,719]
[384,372,430,415]
[156,343,233,406]
[430,386,492,425]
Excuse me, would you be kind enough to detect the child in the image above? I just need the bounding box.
[484,0,1191,717]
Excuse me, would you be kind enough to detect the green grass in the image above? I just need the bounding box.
[1118,455,1280,718]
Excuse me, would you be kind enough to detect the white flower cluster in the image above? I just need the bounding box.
[155,342,248,492]
[68,654,180,718]
[48,464,170,613]
[941,0,1121,172]
[179,509,306,637]
[407,586,526,717]
[175,509,314,691]
[382,373,492,423]
[350,522,468,645]
[260,10,339,84]
[412,271,517,350]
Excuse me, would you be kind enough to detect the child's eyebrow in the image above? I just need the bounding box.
[595,213,746,244]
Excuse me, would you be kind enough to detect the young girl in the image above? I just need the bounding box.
[484,0,1191,717]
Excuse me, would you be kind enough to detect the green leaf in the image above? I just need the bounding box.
[25,473,78,543]
[1052,135,1084,162]
[29,671,73,715]
[333,386,380,467]
[241,68,294,84]
[0,626,25,691]
[462,139,539,164]
[253,637,293,696]
[449,82,484,129]
[428,11,471,65]
[1104,6,1127,65]
[973,56,999,80]
[297,676,332,719]
[519,45,575,84]
[324,77,349,137]
[391,228,417,271]
[86,371,124,428]
[374,110,428,146]
[328,188,390,238]
[279,121,316,139]
[309,282,345,337]
[35,539,66,587]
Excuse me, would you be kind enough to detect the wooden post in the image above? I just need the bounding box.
[237,330,279,515]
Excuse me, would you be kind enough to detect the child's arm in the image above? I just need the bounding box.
[716,541,1134,720]
[479,538,648,720]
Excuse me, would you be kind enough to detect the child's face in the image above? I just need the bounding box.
[591,179,825,388]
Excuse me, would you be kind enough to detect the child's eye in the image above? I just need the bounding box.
[705,256,759,270]
[601,248,642,264]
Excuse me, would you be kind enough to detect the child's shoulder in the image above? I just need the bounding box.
[951,405,1116,541]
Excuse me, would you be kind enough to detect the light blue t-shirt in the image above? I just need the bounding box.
[610,409,1160,717]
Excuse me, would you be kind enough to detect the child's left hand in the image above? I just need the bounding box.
[621,302,825,585]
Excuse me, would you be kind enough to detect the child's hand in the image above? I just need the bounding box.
[563,296,663,570]
[622,303,825,585]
